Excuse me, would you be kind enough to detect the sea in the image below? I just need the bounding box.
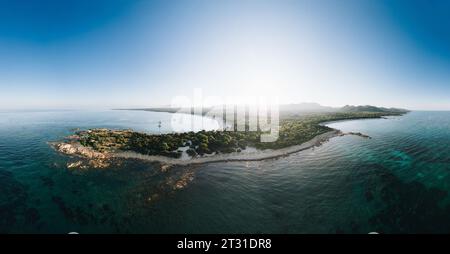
[1,110,450,233]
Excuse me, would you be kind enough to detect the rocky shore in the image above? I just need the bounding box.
[52,128,372,169]
[112,130,343,165]
[339,132,372,139]
[50,137,112,169]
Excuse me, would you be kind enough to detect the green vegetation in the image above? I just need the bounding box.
[77,111,405,158]
[263,111,402,149]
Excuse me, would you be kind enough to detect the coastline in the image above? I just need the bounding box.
[113,130,342,165]
[52,113,404,168]
[110,115,389,166]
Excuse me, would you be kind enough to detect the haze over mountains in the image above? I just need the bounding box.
[125,103,409,115]
[281,103,409,113]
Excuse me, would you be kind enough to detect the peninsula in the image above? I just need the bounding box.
[52,105,408,168]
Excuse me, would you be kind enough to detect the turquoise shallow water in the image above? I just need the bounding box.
[1,110,450,233]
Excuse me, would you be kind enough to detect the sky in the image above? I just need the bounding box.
[1,0,450,110]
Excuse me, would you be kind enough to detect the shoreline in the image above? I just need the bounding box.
[52,113,402,168]
[112,130,342,165]
[111,116,385,165]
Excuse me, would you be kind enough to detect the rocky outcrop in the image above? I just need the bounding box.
[67,161,83,169]
[53,142,111,169]
[347,132,371,139]
[173,171,195,190]
[55,142,109,159]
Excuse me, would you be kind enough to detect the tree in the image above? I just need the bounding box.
[160,142,170,151]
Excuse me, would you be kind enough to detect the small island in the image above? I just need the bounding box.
[52,106,408,168]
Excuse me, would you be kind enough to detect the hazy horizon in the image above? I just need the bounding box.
[0,102,432,112]
[2,0,450,110]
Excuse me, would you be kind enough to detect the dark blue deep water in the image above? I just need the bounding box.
[1,110,450,233]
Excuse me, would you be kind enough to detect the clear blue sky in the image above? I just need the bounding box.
[1,0,450,110]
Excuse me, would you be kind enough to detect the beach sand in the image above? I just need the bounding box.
[113,130,342,165]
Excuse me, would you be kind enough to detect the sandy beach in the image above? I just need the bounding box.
[113,130,342,165]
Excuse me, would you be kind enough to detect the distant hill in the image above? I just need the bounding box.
[120,103,409,116]
[340,105,409,114]
[280,103,409,114]
[280,103,335,113]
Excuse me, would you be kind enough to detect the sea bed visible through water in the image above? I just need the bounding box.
[1,110,450,233]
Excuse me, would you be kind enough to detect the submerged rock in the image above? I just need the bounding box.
[88,159,110,169]
[67,161,83,169]
[53,142,112,169]
[347,132,371,139]
[40,176,55,188]
[0,170,28,233]
[160,164,172,172]
[147,193,160,203]
[173,171,195,190]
